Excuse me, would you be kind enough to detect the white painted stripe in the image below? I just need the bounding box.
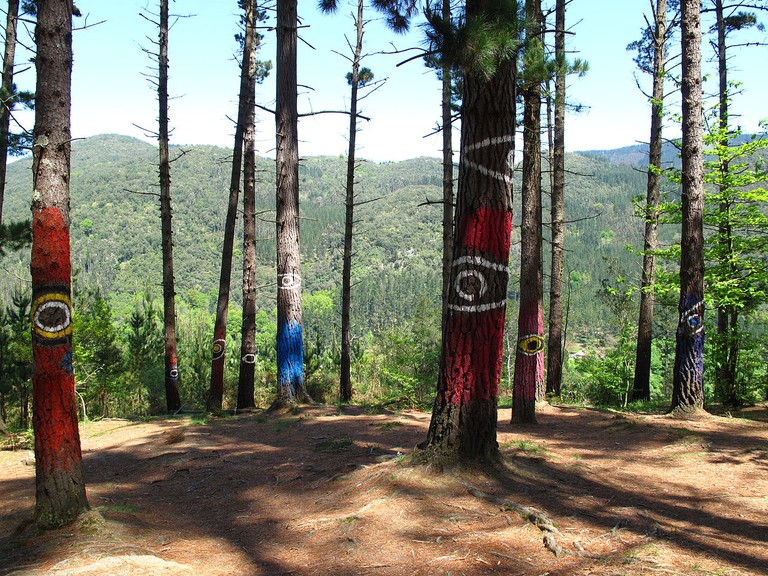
[462,157,514,186]
[448,300,506,313]
[464,135,514,152]
[453,255,509,272]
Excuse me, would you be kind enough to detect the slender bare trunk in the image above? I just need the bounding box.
[208,1,258,411]
[546,0,566,398]
[158,0,181,412]
[440,0,454,332]
[713,0,738,404]
[0,0,19,226]
[633,0,667,402]
[237,2,259,410]
[340,0,365,403]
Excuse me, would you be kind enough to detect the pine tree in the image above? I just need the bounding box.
[144,0,182,413]
[274,0,307,406]
[671,0,706,417]
[545,0,566,398]
[424,0,519,461]
[237,1,259,409]
[208,0,260,411]
[512,0,545,424]
[0,0,20,226]
[321,0,418,403]
[704,0,766,407]
[30,0,89,529]
[630,0,675,401]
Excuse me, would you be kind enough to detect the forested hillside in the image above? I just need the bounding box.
[1,134,650,329]
[0,133,680,413]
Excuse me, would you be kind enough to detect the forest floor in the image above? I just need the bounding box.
[1,402,767,576]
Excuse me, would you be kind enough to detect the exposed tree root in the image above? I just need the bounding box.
[460,481,566,557]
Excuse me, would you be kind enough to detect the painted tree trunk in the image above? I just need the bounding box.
[0,0,19,226]
[512,0,544,424]
[238,48,258,410]
[340,0,365,404]
[546,0,566,398]
[633,0,667,402]
[31,0,89,529]
[671,0,706,417]
[425,9,515,460]
[275,0,306,405]
[208,0,258,411]
[158,0,181,413]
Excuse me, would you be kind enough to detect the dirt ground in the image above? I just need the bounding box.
[1,403,767,576]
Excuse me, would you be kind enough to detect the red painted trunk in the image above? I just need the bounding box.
[442,209,511,403]
[425,26,516,459]
[31,213,88,527]
[512,301,544,423]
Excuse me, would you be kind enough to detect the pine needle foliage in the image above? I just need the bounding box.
[423,0,524,79]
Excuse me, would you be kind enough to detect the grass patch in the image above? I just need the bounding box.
[188,412,208,426]
[363,404,387,415]
[99,502,140,514]
[315,434,354,453]
[667,427,701,445]
[272,418,299,432]
[503,440,546,455]
[605,418,638,432]
[373,421,403,430]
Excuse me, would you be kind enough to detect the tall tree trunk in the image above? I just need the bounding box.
[713,0,739,405]
[546,0,566,398]
[275,0,306,406]
[30,0,89,529]
[633,0,667,402]
[208,0,258,411]
[512,0,544,424]
[440,0,454,334]
[158,0,181,413]
[0,0,19,226]
[237,2,259,411]
[340,0,365,404]
[424,0,515,462]
[671,0,706,417]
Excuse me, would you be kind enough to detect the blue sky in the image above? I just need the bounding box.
[9,0,768,162]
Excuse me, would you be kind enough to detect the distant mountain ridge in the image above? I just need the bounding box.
[1,133,656,340]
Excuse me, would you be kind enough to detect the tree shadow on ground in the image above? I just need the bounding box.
[1,404,766,575]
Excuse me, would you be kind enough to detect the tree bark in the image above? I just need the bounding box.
[274,0,307,405]
[440,0,454,335]
[546,0,566,398]
[0,0,19,226]
[633,0,667,402]
[340,0,365,404]
[236,1,259,411]
[425,0,515,462]
[713,0,739,406]
[671,0,706,417]
[512,0,544,424]
[31,0,89,529]
[208,1,258,411]
[158,0,181,412]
